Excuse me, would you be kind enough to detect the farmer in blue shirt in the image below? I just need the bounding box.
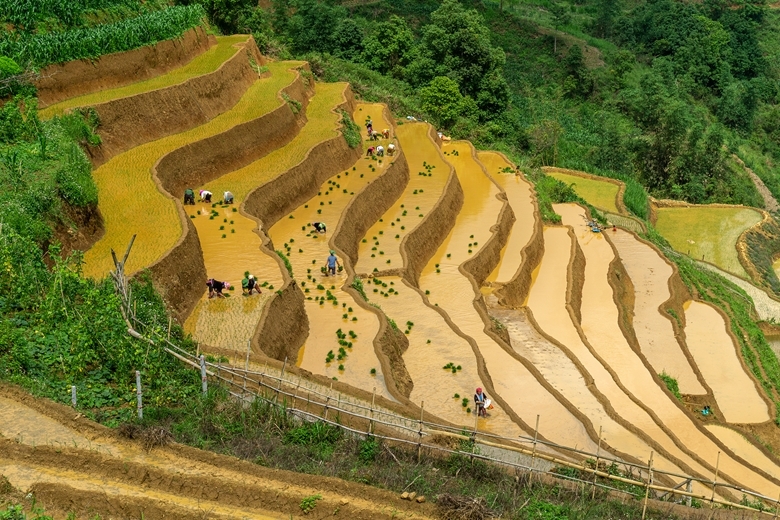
[326,250,340,276]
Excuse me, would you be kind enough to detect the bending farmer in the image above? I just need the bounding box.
[312,221,327,234]
[199,190,212,203]
[223,191,234,204]
[184,188,195,205]
[326,250,340,276]
[242,271,260,295]
[206,278,227,299]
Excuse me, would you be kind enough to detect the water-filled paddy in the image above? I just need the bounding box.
[83,60,303,278]
[546,169,619,213]
[557,203,780,497]
[684,300,769,424]
[41,35,250,119]
[184,82,347,350]
[655,206,761,278]
[480,151,536,285]
[414,144,597,451]
[270,103,393,399]
[609,229,705,395]
[354,122,449,274]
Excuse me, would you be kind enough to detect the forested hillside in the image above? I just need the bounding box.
[213,0,780,218]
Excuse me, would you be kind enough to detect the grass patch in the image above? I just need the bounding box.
[658,372,682,401]
[546,170,619,213]
[351,278,368,301]
[525,167,607,225]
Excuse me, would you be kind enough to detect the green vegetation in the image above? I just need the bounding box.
[276,250,294,277]
[340,108,361,148]
[659,372,682,401]
[0,5,206,68]
[131,387,688,520]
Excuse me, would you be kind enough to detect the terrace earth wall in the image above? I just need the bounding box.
[36,27,215,108]
[87,36,264,167]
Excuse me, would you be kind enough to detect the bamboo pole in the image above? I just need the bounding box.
[417,401,424,463]
[592,426,602,500]
[368,387,376,434]
[641,451,654,520]
[531,414,540,480]
[710,452,721,516]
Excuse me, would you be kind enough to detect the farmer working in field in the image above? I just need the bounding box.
[387,143,396,155]
[184,188,195,205]
[199,190,212,203]
[366,146,375,156]
[223,191,234,204]
[206,278,227,298]
[376,145,384,157]
[326,250,340,276]
[313,221,327,234]
[241,271,260,295]
[474,387,489,417]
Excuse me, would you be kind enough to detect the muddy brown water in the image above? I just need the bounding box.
[270,103,393,400]
[520,226,713,485]
[556,203,780,498]
[413,144,598,452]
[705,425,780,481]
[354,122,449,275]
[683,300,770,424]
[480,152,536,285]
[609,229,705,395]
[185,82,345,350]
[375,275,526,436]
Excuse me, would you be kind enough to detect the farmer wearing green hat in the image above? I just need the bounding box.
[326,250,340,276]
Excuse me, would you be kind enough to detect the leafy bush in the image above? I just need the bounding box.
[659,372,682,401]
[276,250,293,278]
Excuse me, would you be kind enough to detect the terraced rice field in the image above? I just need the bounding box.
[481,151,536,285]
[546,169,619,213]
[609,229,705,395]
[83,59,303,278]
[354,123,449,275]
[655,206,762,278]
[184,82,347,350]
[40,35,249,119]
[267,103,394,398]
[44,35,780,508]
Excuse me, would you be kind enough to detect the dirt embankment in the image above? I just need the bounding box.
[86,36,265,168]
[400,126,464,287]
[246,87,361,362]
[156,65,314,198]
[741,216,780,298]
[36,27,214,108]
[47,202,104,264]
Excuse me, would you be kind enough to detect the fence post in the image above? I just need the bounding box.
[592,425,603,499]
[276,357,287,402]
[686,479,692,508]
[135,370,143,420]
[336,392,341,422]
[245,340,251,371]
[641,451,654,520]
[530,414,540,480]
[417,401,424,463]
[368,387,376,435]
[200,354,207,394]
[167,316,172,342]
[71,385,77,407]
[774,492,780,519]
[709,451,721,514]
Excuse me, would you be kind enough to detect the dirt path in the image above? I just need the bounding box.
[0,386,436,520]
[732,154,779,213]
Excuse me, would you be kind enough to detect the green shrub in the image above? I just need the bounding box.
[659,372,682,401]
[340,109,361,148]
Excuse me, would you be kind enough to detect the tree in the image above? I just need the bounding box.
[361,15,416,78]
[594,0,621,38]
[286,0,346,54]
[549,3,571,54]
[416,0,510,118]
[420,76,478,129]
[530,119,563,166]
[562,45,591,98]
